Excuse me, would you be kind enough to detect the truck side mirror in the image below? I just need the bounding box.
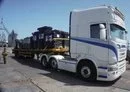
[99,24,106,40]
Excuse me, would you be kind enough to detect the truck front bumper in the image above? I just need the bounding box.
[97,60,126,81]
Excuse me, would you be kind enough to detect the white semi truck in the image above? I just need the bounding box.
[13,6,127,81]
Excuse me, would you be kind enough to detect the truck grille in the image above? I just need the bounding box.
[118,49,126,61]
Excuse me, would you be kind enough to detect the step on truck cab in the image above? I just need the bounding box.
[40,6,127,81]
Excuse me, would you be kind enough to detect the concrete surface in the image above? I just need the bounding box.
[0,47,130,92]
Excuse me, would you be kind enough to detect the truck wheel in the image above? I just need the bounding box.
[78,63,96,81]
[15,54,18,57]
[41,57,48,68]
[14,52,19,58]
[50,58,58,69]
[30,54,34,59]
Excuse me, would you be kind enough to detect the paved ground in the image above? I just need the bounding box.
[0,48,130,92]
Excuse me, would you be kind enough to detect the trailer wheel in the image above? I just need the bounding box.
[14,52,19,58]
[30,54,34,59]
[15,54,18,57]
[50,58,58,70]
[41,56,48,68]
[78,62,96,81]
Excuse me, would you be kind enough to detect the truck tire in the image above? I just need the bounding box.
[78,62,96,81]
[15,54,18,57]
[14,52,19,58]
[50,58,58,70]
[30,54,34,59]
[41,56,48,68]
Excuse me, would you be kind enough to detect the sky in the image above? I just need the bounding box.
[0,0,130,40]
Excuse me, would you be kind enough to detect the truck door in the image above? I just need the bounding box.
[90,23,109,66]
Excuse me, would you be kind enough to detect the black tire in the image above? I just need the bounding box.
[50,58,58,70]
[77,62,97,81]
[15,54,18,57]
[41,56,48,68]
[30,54,34,59]
[14,52,19,58]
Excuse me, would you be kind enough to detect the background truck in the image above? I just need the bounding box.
[13,6,127,81]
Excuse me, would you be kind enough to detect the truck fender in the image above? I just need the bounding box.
[49,55,65,63]
[39,54,49,62]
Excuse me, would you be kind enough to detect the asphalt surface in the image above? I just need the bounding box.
[0,48,130,92]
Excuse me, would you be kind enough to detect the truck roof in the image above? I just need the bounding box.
[72,5,114,12]
[71,5,124,22]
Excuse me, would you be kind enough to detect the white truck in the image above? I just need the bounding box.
[14,6,127,81]
[43,6,127,81]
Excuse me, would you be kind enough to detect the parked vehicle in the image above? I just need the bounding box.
[13,6,127,81]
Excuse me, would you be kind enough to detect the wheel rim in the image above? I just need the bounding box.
[51,59,57,69]
[42,58,47,66]
[81,66,91,78]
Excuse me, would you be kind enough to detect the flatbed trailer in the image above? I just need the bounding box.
[12,47,68,58]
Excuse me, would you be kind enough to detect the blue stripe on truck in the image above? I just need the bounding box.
[98,66,108,69]
[71,37,118,60]
[98,75,107,78]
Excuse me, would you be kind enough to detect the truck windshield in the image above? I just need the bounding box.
[110,24,127,40]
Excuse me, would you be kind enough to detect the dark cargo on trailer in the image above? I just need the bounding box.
[32,31,39,49]
[37,26,52,49]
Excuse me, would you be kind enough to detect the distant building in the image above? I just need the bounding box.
[8,30,17,47]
